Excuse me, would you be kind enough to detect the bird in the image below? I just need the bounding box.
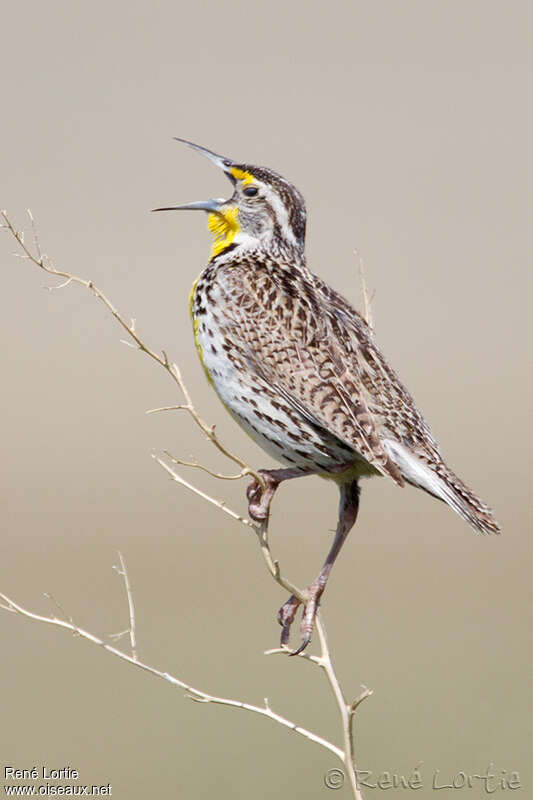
[154,138,500,653]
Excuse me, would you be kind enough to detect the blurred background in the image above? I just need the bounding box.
[1,1,531,797]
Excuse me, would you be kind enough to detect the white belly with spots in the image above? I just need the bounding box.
[194,312,374,476]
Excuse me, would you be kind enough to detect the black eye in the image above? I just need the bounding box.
[243,186,258,197]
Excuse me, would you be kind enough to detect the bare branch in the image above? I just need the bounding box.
[145,405,188,414]
[163,450,252,481]
[43,591,73,624]
[0,585,343,762]
[45,276,73,291]
[153,455,256,530]
[349,685,374,715]
[108,628,131,642]
[264,646,323,667]
[113,552,137,660]
[348,686,374,779]
[27,209,42,261]
[254,519,304,602]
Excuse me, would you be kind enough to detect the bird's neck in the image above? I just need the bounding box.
[206,210,306,264]
[209,236,306,271]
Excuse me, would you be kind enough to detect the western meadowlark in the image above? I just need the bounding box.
[154,138,500,653]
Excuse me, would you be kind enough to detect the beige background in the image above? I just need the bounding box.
[1,1,531,797]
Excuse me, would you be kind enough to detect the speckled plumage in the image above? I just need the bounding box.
[157,138,500,651]
[191,225,499,536]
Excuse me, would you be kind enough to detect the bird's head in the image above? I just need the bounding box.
[153,138,306,261]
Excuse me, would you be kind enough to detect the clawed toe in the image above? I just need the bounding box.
[277,594,301,646]
[290,634,311,656]
[246,472,279,521]
[277,585,323,654]
[246,478,268,520]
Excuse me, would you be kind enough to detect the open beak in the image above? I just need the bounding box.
[151,198,226,213]
[152,138,236,214]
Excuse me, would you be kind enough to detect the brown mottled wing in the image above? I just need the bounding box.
[217,259,408,485]
[312,274,443,461]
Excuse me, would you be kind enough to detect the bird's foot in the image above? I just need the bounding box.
[277,578,325,655]
[277,594,302,647]
[246,471,280,521]
[246,467,312,521]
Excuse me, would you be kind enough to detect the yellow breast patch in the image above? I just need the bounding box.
[188,274,214,386]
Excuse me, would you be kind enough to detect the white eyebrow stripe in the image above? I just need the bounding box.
[264,186,299,246]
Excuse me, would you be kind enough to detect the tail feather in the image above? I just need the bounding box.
[383,439,501,534]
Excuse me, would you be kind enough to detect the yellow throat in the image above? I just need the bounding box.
[207,207,240,260]
[206,168,257,260]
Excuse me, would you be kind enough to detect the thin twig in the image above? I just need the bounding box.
[27,209,43,261]
[43,592,73,625]
[145,405,188,414]
[348,685,374,759]
[153,455,256,530]
[113,551,137,660]
[354,250,374,331]
[164,449,252,481]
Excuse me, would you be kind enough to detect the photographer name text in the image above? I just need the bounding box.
[5,768,79,781]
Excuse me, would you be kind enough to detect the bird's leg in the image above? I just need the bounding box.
[278,479,361,653]
[246,467,313,521]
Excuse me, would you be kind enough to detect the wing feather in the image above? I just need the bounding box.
[205,253,499,534]
[216,260,409,484]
